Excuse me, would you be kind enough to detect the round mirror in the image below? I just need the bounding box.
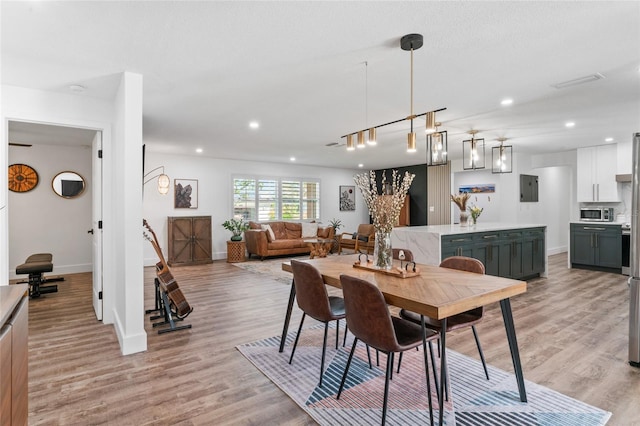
[52,171,86,199]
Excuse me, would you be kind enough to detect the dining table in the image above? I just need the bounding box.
[279,254,528,425]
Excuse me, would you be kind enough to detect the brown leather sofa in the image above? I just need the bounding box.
[244,221,335,260]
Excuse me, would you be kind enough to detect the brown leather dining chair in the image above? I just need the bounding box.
[400,256,490,384]
[337,274,439,425]
[288,259,347,388]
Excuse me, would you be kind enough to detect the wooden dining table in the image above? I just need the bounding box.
[279,254,528,425]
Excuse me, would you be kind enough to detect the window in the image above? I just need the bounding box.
[233,176,320,221]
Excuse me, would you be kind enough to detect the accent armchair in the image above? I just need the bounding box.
[338,223,375,254]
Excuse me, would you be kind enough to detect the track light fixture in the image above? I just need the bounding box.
[341,34,446,154]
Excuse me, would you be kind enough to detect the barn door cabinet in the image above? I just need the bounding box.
[167,216,213,266]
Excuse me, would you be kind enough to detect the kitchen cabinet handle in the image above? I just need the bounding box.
[483,235,498,239]
[451,238,468,242]
[584,227,606,231]
[593,183,596,201]
[590,234,594,247]
[595,233,599,248]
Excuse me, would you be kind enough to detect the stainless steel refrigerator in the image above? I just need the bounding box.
[629,132,640,367]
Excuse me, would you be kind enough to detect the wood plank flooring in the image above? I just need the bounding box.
[24,253,640,425]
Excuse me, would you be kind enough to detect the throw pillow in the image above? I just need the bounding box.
[357,234,369,242]
[301,222,318,238]
[261,224,276,242]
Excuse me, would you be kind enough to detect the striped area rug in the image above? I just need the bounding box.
[237,324,611,425]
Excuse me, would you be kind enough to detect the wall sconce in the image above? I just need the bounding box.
[463,130,485,170]
[144,166,170,195]
[492,137,513,174]
[427,122,447,166]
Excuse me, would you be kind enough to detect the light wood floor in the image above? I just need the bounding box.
[24,253,640,425]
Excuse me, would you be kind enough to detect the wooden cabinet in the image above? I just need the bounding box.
[441,227,545,280]
[168,216,213,266]
[0,285,28,425]
[570,223,621,270]
[577,145,620,202]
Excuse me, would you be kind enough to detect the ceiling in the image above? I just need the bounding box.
[3,1,640,170]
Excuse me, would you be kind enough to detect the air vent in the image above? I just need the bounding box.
[325,142,345,148]
[551,73,605,89]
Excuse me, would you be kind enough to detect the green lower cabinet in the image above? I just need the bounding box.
[441,227,545,279]
[570,224,621,270]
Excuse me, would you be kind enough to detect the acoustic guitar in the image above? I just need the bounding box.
[143,219,193,318]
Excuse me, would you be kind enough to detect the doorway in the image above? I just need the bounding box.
[7,120,103,320]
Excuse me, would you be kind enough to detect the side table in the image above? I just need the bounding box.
[226,240,247,263]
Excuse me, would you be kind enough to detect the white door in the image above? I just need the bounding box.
[92,131,103,320]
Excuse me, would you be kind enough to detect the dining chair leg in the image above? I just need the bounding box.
[335,319,340,349]
[288,313,306,364]
[389,352,394,381]
[337,338,359,399]
[320,322,329,388]
[376,349,380,366]
[382,352,393,425]
[366,344,373,368]
[396,351,403,374]
[471,325,490,380]
[343,324,349,347]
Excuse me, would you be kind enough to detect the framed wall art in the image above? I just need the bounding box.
[339,185,355,211]
[175,179,198,209]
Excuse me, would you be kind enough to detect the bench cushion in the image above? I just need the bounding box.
[16,261,53,275]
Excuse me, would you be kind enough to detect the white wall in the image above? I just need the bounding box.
[142,152,369,263]
[452,151,574,254]
[2,81,147,356]
[8,144,92,278]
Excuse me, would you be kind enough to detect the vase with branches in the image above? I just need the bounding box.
[451,193,471,226]
[354,170,415,269]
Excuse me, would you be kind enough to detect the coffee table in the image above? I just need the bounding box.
[303,238,334,259]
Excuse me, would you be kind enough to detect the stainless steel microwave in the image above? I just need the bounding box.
[580,207,614,222]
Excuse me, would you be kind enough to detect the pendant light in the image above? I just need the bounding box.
[462,130,485,170]
[492,137,513,173]
[340,34,446,153]
[427,122,448,166]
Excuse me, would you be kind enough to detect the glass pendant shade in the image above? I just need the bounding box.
[157,174,170,194]
[462,136,485,170]
[492,144,513,173]
[427,130,448,166]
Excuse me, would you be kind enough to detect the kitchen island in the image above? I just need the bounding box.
[392,223,547,279]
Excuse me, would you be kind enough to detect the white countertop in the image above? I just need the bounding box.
[392,223,546,237]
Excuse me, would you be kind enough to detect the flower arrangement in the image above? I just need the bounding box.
[468,204,483,225]
[222,215,250,241]
[451,192,470,211]
[354,170,415,234]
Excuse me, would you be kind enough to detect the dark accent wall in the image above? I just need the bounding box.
[375,164,428,226]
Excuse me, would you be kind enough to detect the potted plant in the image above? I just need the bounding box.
[222,215,250,241]
[328,218,343,253]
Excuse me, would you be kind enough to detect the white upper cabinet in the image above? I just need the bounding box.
[577,144,620,202]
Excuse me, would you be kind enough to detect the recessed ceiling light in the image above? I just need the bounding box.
[500,98,513,106]
[69,84,86,93]
[605,137,613,142]
[196,148,203,153]
[358,164,364,168]
[249,121,259,129]
[565,122,575,128]
[290,157,295,161]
